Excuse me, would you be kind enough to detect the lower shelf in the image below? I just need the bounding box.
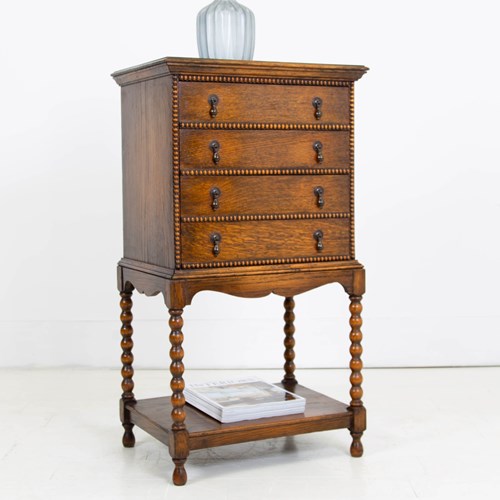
[128,383,353,451]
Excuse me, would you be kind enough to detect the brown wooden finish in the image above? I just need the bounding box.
[181,218,350,265]
[348,295,365,457]
[180,174,350,217]
[282,297,297,385]
[119,263,364,308]
[119,256,363,282]
[112,57,368,86]
[126,384,352,450]
[168,308,189,485]
[120,76,175,269]
[178,82,349,124]
[180,130,350,169]
[119,286,136,448]
[113,56,367,485]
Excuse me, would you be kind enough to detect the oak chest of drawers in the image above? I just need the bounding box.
[112,57,368,485]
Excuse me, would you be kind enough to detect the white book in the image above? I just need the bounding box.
[185,377,306,423]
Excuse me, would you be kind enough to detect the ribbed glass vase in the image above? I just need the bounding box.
[197,0,255,60]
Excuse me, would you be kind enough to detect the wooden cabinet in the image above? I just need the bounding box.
[112,57,368,486]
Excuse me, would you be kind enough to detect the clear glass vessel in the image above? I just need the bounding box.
[197,0,255,60]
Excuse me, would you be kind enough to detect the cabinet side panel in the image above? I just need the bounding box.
[121,76,174,269]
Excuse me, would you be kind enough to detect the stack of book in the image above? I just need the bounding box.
[185,377,306,423]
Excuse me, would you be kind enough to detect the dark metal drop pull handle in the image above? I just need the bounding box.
[208,94,219,118]
[313,141,324,163]
[210,140,220,165]
[210,187,221,210]
[314,230,324,252]
[314,186,324,208]
[312,97,323,120]
[210,233,222,257]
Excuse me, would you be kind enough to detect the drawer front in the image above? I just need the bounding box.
[178,82,350,124]
[181,219,350,265]
[180,175,350,217]
[180,130,350,169]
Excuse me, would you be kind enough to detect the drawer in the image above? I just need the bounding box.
[181,219,350,265]
[180,130,350,169]
[178,82,350,124]
[180,175,350,217]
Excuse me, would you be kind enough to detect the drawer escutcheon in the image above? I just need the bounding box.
[314,186,325,208]
[210,187,221,210]
[210,232,222,256]
[312,97,323,120]
[210,140,221,165]
[208,94,219,118]
[313,141,324,163]
[314,230,324,252]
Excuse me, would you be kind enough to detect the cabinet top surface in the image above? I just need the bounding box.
[112,56,368,86]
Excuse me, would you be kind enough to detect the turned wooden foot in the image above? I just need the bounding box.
[281,296,297,386]
[172,459,188,486]
[169,308,189,485]
[348,294,365,457]
[120,286,136,448]
[122,423,135,448]
[350,431,364,457]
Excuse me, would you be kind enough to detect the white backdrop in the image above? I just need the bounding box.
[1,0,499,368]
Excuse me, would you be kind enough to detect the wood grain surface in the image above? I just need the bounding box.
[181,218,350,264]
[180,174,350,216]
[180,130,350,169]
[178,82,349,124]
[121,76,175,268]
[127,384,352,450]
[112,57,368,86]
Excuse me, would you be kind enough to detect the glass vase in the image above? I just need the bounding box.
[197,0,255,60]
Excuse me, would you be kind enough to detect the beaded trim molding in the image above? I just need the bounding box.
[181,255,352,269]
[181,168,352,176]
[179,74,350,87]
[179,122,350,131]
[349,83,355,259]
[181,212,350,224]
[172,77,182,268]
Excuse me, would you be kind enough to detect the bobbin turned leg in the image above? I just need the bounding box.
[281,297,297,386]
[348,294,365,457]
[119,285,136,447]
[169,308,189,486]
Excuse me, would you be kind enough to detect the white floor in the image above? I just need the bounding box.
[1,368,499,500]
